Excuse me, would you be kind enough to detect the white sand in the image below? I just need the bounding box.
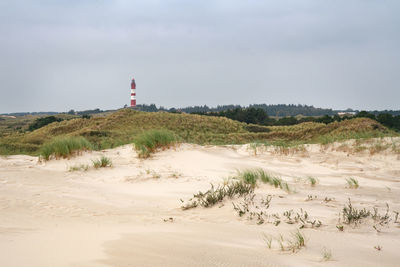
[0,140,399,266]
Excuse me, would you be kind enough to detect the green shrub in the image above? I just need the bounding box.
[133,129,177,158]
[40,136,93,160]
[28,116,63,131]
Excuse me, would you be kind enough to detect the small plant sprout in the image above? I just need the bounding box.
[336,225,344,231]
[305,195,317,201]
[321,247,332,261]
[262,233,273,249]
[346,177,359,189]
[307,176,318,187]
[249,142,263,156]
[394,211,399,223]
[374,245,382,251]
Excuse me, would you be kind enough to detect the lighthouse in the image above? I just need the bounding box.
[130,77,136,108]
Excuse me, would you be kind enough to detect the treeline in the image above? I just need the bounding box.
[3,104,399,118]
[136,104,400,117]
[136,104,335,116]
[193,108,400,132]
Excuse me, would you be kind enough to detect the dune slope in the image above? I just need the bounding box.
[0,140,399,266]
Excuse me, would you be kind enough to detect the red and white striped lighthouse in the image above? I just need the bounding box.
[130,77,136,107]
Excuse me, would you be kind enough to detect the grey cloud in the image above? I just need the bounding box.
[0,0,399,113]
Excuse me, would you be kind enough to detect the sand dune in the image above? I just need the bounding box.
[1,140,400,266]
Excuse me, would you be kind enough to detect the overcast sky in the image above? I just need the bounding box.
[1,0,399,113]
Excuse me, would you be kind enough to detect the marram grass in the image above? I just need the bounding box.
[133,129,177,158]
[40,136,93,160]
[92,156,112,168]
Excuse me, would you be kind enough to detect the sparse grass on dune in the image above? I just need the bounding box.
[264,231,306,253]
[181,180,254,210]
[69,164,90,172]
[0,109,397,156]
[40,136,93,160]
[133,129,177,158]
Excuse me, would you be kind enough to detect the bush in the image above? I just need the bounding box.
[40,136,93,160]
[28,116,63,131]
[133,129,177,158]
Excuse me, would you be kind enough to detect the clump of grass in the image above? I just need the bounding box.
[238,170,259,187]
[237,169,292,193]
[133,129,177,158]
[68,164,89,172]
[307,176,318,187]
[181,180,254,210]
[346,177,359,189]
[40,136,93,160]
[289,230,306,252]
[263,231,306,253]
[92,156,112,168]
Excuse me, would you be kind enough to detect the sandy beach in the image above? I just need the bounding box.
[1,140,399,266]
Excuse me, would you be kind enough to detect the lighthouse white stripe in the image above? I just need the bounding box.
[131,95,136,100]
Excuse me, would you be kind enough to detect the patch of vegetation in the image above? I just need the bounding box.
[40,136,93,160]
[133,129,177,158]
[341,199,370,225]
[237,169,292,193]
[28,116,63,131]
[263,231,306,253]
[92,156,112,168]
[307,176,318,187]
[68,164,89,172]
[282,209,322,229]
[249,141,263,155]
[181,180,254,210]
[339,199,394,231]
[1,109,397,156]
[346,177,359,189]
